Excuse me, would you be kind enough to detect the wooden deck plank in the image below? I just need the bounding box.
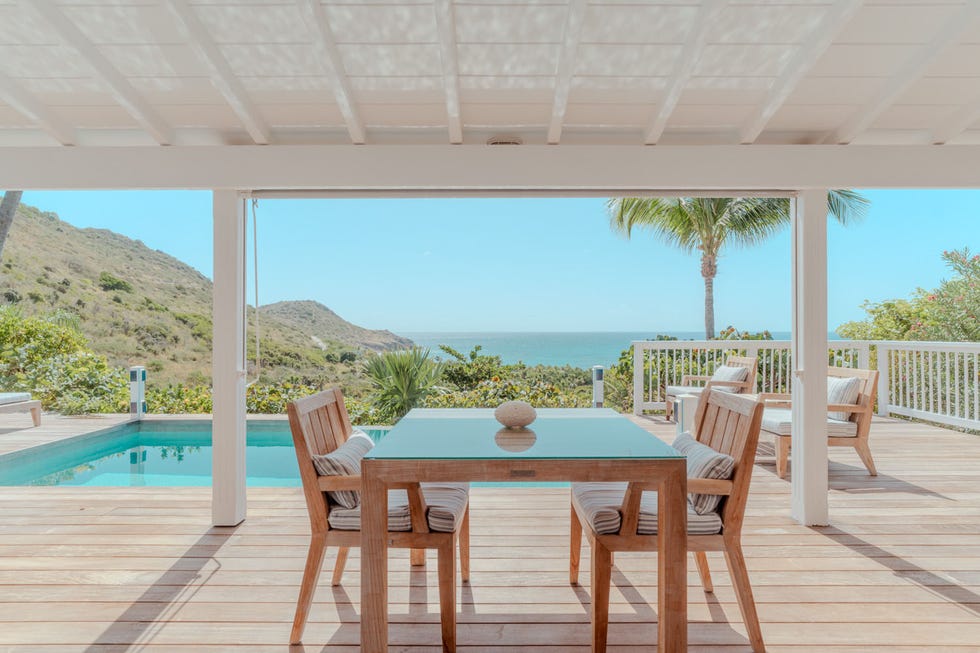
[0,414,978,649]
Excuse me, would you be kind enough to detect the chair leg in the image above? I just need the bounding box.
[459,505,470,583]
[590,541,612,653]
[411,548,426,566]
[437,540,457,653]
[724,543,766,653]
[290,532,328,644]
[665,397,674,422]
[854,440,878,476]
[30,405,41,427]
[775,435,790,479]
[694,551,713,593]
[569,502,582,585]
[331,546,349,586]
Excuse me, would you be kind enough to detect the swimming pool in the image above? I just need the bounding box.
[0,420,389,487]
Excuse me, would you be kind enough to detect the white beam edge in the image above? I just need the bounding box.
[298,0,366,145]
[4,144,980,190]
[433,0,463,144]
[29,0,174,146]
[166,0,271,145]
[932,92,980,145]
[0,72,76,146]
[644,0,726,145]
[825,3,980,145]
[547,0,588,145]
[740,0,863,145]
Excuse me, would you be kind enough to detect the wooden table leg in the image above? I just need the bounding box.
[361,461,388,653]
[658,460,687,652]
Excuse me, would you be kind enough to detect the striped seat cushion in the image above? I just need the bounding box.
[0,393,32,406]
[328,483,469,533]
[760,408,858,437]
[711,365,748,386]
[828,375,862,421]
[571,482,722,536]
[672,432,734,515]
[311,430,373,509]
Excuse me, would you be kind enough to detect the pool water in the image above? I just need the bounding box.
[0,421,389,487]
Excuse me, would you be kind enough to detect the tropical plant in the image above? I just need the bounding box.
[363,348,445,421]
[608,192,869,338]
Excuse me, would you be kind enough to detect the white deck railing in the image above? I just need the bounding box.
[632,339,980,431]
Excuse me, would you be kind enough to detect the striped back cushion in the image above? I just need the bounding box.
[311,430,374,509]
[672,431,735,515]
[827,376,862,421]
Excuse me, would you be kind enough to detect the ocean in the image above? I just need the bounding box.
[402,331,834,369]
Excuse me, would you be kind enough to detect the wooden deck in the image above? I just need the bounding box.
[0,414,979,651]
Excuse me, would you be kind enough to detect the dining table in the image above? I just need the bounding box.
[359,407,688,652]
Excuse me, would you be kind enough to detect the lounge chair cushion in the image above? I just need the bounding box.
[672,431,735,515]
[666,385,706,398]
[711,364,749,386]
[328,483,469,533]
[0,392,32,406]
[761,408,858,437]
[571,482,722,536]
[827,375,862,421]
[311,430,373,509]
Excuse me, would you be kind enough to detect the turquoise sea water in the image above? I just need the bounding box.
[404,331,839,368]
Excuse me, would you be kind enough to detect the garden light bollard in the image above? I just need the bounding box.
[130,366,146,420]
[675,393,698,436]
[592,365,604,408]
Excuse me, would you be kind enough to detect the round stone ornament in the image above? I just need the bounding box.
[494,400,536,429]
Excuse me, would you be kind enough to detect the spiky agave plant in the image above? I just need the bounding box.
[363,347,445,421]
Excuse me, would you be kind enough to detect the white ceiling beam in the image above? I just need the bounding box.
[433,0,463,144]
[931,90,980,145]
[644,0,726,145]
[4,144,980,190]
[547,0,588,145]
[27,0,174,146]
[0,71,75,145]
[824,3,980,145]
[297,0,366,144]
[166,0,271,145]
[740,0,863,144]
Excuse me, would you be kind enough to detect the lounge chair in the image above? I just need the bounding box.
[286,388,470,648]
[570,388,767,653]
[0,393,41,427]
[664,354,758,421]
[760,366,879,478]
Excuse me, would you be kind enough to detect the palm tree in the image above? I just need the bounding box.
[608,192,868,338]
[0,190,23,260]
[363,348,445,421]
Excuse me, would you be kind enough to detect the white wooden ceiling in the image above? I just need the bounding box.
[1,0,979,148]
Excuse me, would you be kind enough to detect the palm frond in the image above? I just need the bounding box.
[828,189,870,225]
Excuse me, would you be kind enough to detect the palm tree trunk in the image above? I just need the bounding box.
[701,253,717,339]
[0,190,23,261]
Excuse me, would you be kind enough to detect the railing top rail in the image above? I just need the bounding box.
[873,340,980,352]
[631,339,872,349]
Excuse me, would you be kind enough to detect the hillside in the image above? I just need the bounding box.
[0,203,412,386]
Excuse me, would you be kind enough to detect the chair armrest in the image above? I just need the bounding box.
[827,403,860,415]
[680,374,711,385]
[687,478,733,496]
[317,475,362,492]
[759,392,792,408]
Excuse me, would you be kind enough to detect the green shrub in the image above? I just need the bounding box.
[98,272,132,292]
[363,348,444,420]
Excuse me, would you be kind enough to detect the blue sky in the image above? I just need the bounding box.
[20,190,979,333]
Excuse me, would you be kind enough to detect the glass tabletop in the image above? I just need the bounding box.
[364,408,682,460]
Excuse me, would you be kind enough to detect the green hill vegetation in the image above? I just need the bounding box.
[0,203,411,390]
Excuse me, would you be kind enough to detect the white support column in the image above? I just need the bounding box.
[212,190,247,526]
[790,190,829,526]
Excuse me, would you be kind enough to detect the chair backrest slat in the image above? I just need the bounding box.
[724,355,759,394]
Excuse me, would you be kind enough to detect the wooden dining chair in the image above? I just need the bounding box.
[570,388,767,653]
[287,388,470,648]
